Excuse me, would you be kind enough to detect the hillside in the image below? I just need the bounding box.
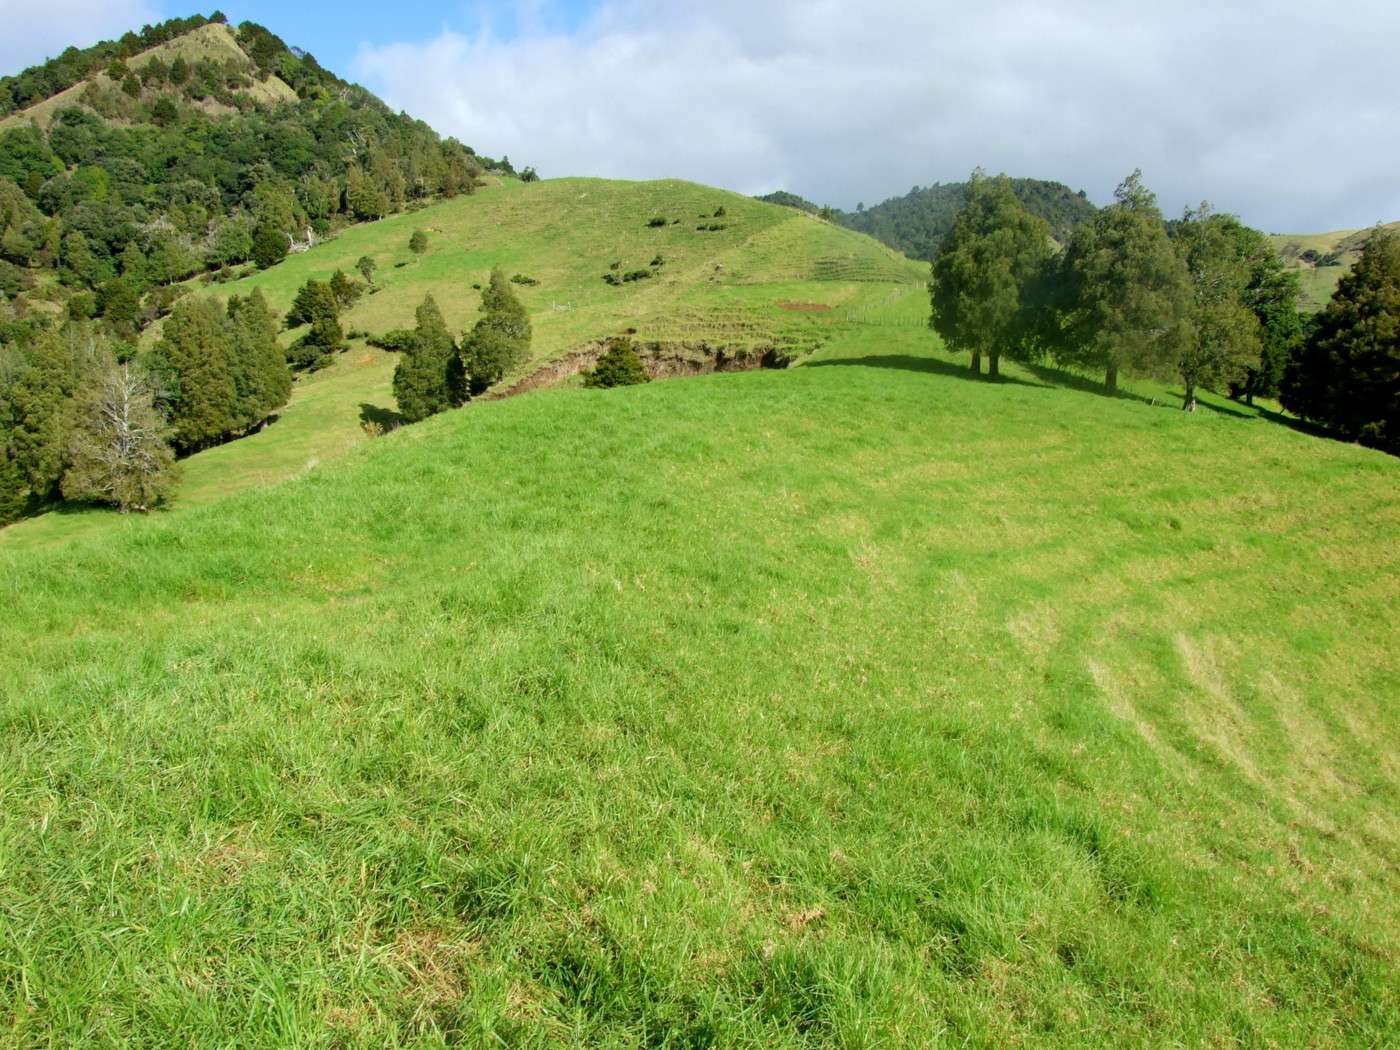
[0,13,503,316]
[1,176,928,545]
[2,306,1397,1043]
[1270,221,1400,312]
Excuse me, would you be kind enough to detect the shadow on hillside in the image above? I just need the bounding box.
[359,402,407,429]
[1021,362,1155,406]
[1165,391,1255,419]
[804,354,1046,389]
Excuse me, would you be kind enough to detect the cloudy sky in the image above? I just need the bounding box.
[3,1,1397,232]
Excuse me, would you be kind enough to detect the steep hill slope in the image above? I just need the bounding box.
[1,316,1397,1045]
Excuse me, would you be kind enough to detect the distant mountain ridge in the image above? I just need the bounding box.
[760,178,1098,261]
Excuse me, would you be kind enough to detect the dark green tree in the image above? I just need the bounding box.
[251,218,287,270]
[1172,206,1262,412]
[462,267,531,394]
[329,269,360,309]
[96,277,142,339]
[285,278,339,328]
[409,229,429,255]
[228,288,291,428]
[151,296,237,452]
[583,337,650,388]
[1,329,79,511]
[1282,228,1400,453]
[392,294,460,422]
[1055,171,1191,394]
[929,172,1053,377]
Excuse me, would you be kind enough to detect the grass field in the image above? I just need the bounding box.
[3,178,928,550]
[2,289,1398,1044]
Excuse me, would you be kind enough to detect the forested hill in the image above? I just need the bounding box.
[0,13,521,310]
[760,179,1097,261]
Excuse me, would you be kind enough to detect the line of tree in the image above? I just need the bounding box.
[391,269,532,422]
[0,287,293,522]
[929,171,1303,409]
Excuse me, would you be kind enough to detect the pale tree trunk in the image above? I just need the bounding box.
[1183,380,1197,412]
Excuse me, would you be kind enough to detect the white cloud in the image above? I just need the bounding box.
[0,0,160,78]
[352,1,1399,232]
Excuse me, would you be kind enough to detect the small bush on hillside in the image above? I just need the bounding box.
[714,206,727,217]
[647,217,668,228]
[510,274,539,286]
[583,338,651,388]
[409,230,429,255]
[369,328,418,351]
[651,255,664,267]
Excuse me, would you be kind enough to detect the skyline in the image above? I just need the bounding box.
[3,1,1398,233]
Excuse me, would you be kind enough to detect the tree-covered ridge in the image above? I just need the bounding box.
[0,14,517,311]
[756,178,1096,261]
[842,178,1097,261]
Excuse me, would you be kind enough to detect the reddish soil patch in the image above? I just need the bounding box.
[778,301,833,312]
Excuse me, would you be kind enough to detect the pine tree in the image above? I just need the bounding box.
[228,289,291,428]
[930,172,1053,378]
[4,329,80,507]
[251,218,287,270]
[392,294,460,422]
[1172,206,1262,412]
[329,269,360,309]
[61,351,175,512]
[462,268,532,394]
[1282,228,1400,453]
[1056,171,1191,394]
[286,279,339,328]
[151,296,237,452]
[583,338,650,388]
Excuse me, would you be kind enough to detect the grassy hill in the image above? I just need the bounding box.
[1,177,928,547]
[1270,221,1400,312]
[2,283,1398,1043]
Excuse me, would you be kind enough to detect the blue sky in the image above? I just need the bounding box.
[4,1,1400,232]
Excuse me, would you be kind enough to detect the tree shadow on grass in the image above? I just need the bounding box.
[1021,362,1155,406]
[803,354,1046,389]
[1164,391,1255,419]
[359,402,407,429]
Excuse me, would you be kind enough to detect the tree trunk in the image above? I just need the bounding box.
[988,351,1000,379]
[1105,366,1118,395]
[1245,389,1254,407]
[970,350,982,375]
[1183,381,1197,412]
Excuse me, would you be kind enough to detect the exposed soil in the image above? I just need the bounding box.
[494,340,789,399]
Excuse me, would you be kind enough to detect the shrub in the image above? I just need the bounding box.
[651,255,664,267]
[368,328,418,351]
[510,274,539,286]
[647,217,667,228]
[583,338,650,388]
[409,229,428,255]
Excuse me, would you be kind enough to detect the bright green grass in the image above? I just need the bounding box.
[2,314,1397,1046]
[3,178,926,549]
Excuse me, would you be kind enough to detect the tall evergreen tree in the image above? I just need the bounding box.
[151,296,236,452]
[1056,171,1191,394]
[1282,228,1400,453]
[3,328,80,508]
[228,288,291,428]
[929,172,1053,378]
[392,294,460,422]
[1172,206,1261,412]
[62,350,175,512]
[461,268,532,395]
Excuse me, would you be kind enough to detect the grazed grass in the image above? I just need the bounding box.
[1,312,1397,1046]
